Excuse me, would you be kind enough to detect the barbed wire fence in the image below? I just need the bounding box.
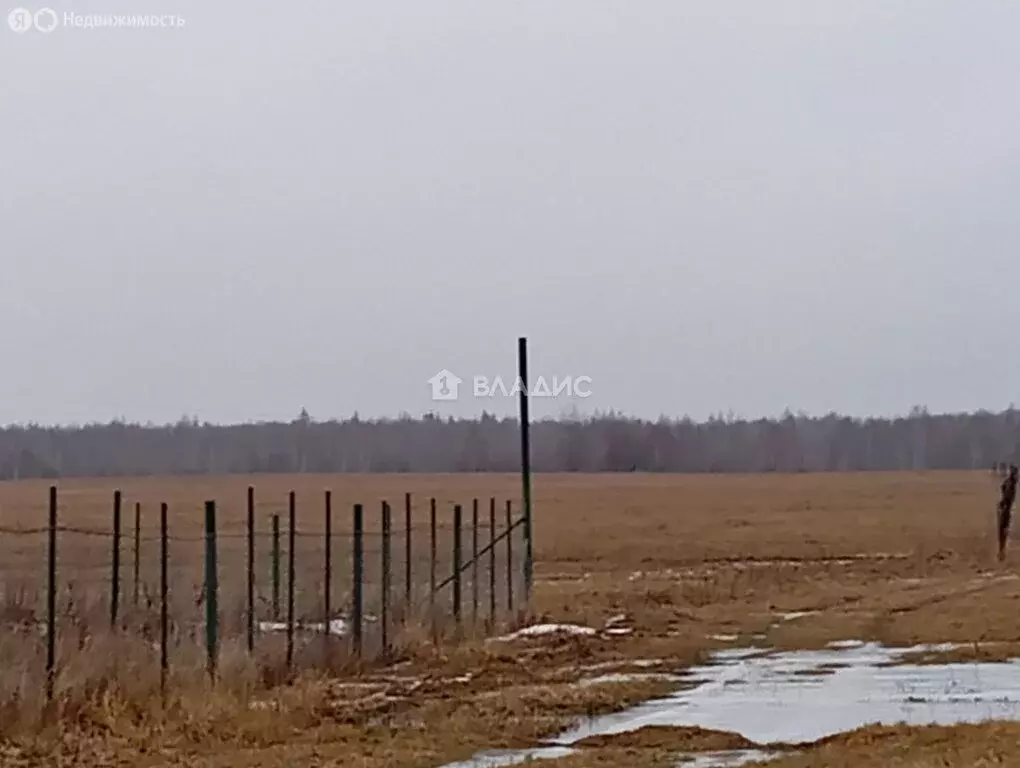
[0,485,530,703]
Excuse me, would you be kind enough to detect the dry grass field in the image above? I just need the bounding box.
[1,470,1019,767]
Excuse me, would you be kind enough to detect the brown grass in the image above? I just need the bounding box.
[0,470,1018,765]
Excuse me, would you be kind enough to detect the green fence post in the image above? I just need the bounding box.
[204,500,219,683]
[160,502,169,699]
[472,499,479,629]
[381,500,391,655]
[324,489,332,653]
[46,485,57,704]
[286,491,296,671]
[111,490,122,630]
[453,504,462,636]
[518,337,533,606]
[246,486,255,654]
[133,502,141,608]
[352,504,364,658]
[404,492,412,619]
[506,500,514,615]
[429,497,437,640]
[271,513,281,622]
[488,497,496,629]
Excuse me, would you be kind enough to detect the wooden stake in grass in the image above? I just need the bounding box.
[997,464,1017,562]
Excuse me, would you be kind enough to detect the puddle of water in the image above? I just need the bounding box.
[676,750,779,767]
[441,747,577,768]
[551,641,1020,746]
[441,640,1020,767]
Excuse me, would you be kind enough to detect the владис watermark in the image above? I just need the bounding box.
[428,369,592,402]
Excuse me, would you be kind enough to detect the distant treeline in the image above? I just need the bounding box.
[0,405,1018,479]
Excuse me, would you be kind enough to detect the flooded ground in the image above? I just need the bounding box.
[554,640,1020,745]
[442,640,1020,767]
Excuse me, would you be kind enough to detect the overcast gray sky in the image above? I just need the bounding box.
[2,1,1019,425]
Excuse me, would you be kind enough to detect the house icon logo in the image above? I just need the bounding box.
[427,369,463,401]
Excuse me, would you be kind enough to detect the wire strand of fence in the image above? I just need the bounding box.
[0,488,531,696]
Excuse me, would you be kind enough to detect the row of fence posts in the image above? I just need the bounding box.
[35,486,528,702]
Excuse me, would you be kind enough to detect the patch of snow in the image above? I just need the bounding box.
[777,611,818,621]
[826,639,864,650]
[677,749,779,767]
[605,627,634,636]
[491,623,598,642]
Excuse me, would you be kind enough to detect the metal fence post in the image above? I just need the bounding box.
[133,502,141,608]
[518,337,533,605]
[111,490,122,630]
[506,500,514,615]
[324,489,332,650]
[271,514,281,622]
[246,486,255,654]
[453,504,462,636]
[46,485,57,704]
[429,497,437,639]
[381,500,391,654]
[404,492,412,618]
[160,502,169,699]
[472,499,479,629]
[489,497,496,629]
[286,491,296,671]
[204,500,219,683]
[352,504,364,658]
